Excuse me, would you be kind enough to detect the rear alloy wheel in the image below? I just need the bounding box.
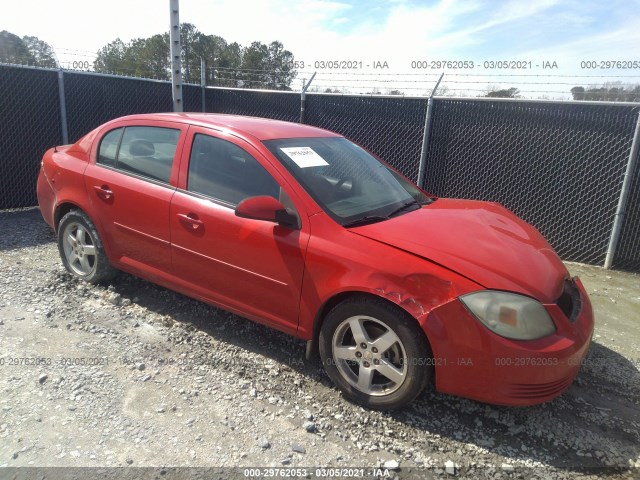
[58,210,117,284]
[319,297,432,410]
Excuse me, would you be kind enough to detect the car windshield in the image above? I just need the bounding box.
[263,137,432,226]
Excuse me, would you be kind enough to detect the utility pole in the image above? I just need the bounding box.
[201,57,206,112]
[169,0,182,112]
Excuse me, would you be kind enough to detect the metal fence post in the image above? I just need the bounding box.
[417,73,444,187]
[57,69,69,144]
[300,72,316,124]
[604,110,640,269]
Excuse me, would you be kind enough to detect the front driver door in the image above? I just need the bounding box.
[169,128,309,334]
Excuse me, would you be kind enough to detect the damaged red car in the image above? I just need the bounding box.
[37,113,594,410]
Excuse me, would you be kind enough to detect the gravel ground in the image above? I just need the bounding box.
[0,209,639,479]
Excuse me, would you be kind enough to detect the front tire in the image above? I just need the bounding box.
[57,210,117,284]
[319,297,432,410]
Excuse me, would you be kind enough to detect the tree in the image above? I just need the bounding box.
[0,30,57,67]
[570,86,586,101]
[263,41,295,90]
[215,41,242,87]
[570,83,640,102]
[94,35,169,78]
[94,39,130,74]
[136,34,170,79]
[21,35,58,67]
[240,41,269,88]
[93,24,297,89]
[0,30,32,64]
[485,87,520,98]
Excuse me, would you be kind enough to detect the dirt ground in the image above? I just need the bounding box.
[0,209,638,479]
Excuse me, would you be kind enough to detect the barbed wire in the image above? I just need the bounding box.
[3,56,639,99]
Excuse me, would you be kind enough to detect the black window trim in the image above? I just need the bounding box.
[176,186,237,210]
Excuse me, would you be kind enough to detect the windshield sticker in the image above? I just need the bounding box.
[280,147,329,168]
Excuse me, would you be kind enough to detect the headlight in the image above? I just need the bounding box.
[460,291,556,340]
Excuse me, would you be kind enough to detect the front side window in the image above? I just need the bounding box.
[263,137,431,226]
[97,126,180,183]
[187,134,280,206]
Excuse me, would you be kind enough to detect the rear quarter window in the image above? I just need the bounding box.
[97,128,123,167]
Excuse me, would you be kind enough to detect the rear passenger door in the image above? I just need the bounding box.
[85,121,187,274]
[169,127,309,334]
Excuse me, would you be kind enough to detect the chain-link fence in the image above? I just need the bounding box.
[207,88,300,122]
[206,90,429,182]
[64,72,173,142]
[0,65,63,209]
[422,98,640,267]
[1,64,639,271]
[304,95,428,182]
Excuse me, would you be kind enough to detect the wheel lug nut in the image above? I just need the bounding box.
[355,351,362,358]
[371,347,378,353]
[360,343,367,349]
[374,359,380,365]
[363,361,370,368]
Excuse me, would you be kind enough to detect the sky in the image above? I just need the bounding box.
[3,0,640,98]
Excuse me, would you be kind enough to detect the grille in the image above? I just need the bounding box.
[507,375,575,400]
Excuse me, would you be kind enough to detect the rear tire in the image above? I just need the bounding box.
[319,297,432,410]
[57,210,117,284]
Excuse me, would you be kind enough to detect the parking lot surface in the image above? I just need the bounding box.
[0,209,638,478]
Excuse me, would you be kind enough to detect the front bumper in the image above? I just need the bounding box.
[424,278,594,406]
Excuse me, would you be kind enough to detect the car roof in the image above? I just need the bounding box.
[115,113,343,141]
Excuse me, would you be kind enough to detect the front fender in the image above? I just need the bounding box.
[297,213,481,340]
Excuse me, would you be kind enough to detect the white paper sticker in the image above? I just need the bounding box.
[280,147,329,168]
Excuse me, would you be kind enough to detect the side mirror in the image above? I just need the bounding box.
[235,196,299,229]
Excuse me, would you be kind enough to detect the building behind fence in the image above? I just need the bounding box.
[1,64,639,271]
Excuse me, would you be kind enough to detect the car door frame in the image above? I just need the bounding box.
[171,125,313,334]
[85,119,189,276]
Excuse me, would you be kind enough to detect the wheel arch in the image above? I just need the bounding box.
[54,201,84,231]
[54,201,114,261]
[307,291,433,370]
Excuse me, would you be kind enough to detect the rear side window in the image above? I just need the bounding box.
[97,128,123,167]
[187,134,279,206]
[97,126,180,184]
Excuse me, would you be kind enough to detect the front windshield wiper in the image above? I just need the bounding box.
[342,215,390,228]
[343,200,422,228]
[386,200,420,218]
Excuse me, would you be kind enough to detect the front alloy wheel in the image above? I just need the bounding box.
[320,297,432,410]
[332,315,408,396]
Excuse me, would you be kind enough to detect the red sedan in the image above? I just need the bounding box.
[37,113,594,409]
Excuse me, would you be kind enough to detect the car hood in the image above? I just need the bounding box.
[351,199,567,303]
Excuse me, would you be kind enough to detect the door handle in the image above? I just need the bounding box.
[93,185,113,201]
[177,213,204,230]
